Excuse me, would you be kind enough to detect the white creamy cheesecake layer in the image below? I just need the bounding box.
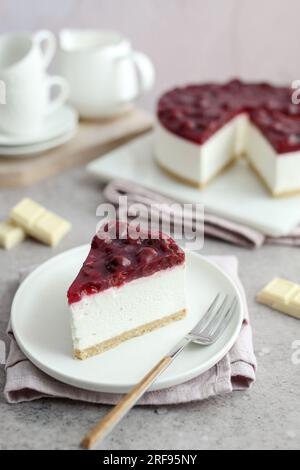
[155,116,300,195]
[70,264,186,351]
[246,124,300,195]
[235,113,249,155]
[154,117,243,185]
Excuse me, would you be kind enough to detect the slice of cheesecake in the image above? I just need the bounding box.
[155,82,243,189]
[247,109,300,196]
[67,223,186,360]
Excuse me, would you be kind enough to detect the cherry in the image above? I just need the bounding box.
[105,255,131,273]
[181,119,196,131]
[288,134,300,145]
[137,247,157,264]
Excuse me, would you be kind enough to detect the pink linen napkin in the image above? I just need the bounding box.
[103,179,300,248]
[4,256,256,404]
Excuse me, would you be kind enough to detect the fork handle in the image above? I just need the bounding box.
[81,355,172,450]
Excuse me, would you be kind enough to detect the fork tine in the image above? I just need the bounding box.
[198,294,229,337]
[208,296,237,337]
[190,293,221,335]
[211,297,238,341]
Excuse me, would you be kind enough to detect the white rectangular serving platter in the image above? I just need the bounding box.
[87,133,300,237]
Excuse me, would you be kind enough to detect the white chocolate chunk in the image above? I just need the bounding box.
[10,198,45,231]
[289,290,300,309]
[0,221,25,250]
[32,211,71,246]
[10,198,71,247]
[257,278,300,319]
[259,278,299,302]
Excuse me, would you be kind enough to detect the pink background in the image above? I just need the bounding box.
[0,0,299,109]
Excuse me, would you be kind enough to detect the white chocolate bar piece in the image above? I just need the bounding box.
[10,198,45,231]
[0,221,25,250]
[257,278,300,320]
[32,211,71,246]
[10,198,71,247]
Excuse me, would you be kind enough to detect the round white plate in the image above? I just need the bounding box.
[0,105,78,147]
[0,129,77,157]
[11,245,243,393]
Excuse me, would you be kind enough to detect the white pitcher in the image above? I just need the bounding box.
[59,29,155,118]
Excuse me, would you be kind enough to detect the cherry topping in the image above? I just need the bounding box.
[157,80,300,153]
[67,222,185,304]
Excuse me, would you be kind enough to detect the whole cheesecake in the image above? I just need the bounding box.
[67,223,186,360]
[155,79,300,196]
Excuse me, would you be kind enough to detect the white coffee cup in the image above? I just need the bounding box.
[59,29,155,118]
[1,75,69,136]
[0,30,69,136]
[0,30,56,82]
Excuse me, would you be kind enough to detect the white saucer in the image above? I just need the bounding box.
[0,129,76,157]
[0,105,78,147]
[11,245,243,393]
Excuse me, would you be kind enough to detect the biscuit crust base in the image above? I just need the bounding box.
[74,309,187,360]
[245,157,300,198]
[155,156,237,189]
[157,153,300,198]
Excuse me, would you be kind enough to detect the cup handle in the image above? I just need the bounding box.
[34,30,57,69]
[45,76,70,115]
[115,51,155,104]
[127,51,155,100]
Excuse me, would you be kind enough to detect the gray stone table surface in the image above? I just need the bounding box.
[0,163,300,450]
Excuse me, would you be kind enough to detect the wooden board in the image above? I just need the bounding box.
[0,108,153,188]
